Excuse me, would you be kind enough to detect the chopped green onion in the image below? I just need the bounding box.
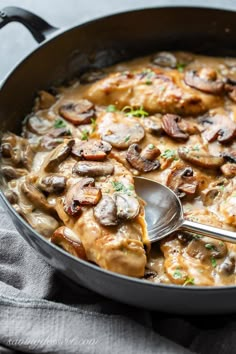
[161,149,177,160]
[81,129,89,141]
[183,277,195,286]
[91,117,97,132]
[205,244,215,250]
[173,270,182,279]
[124,135,130,142]
[122,106,149,118]
[54,118,67,129]
[210,257,217,268]
[106,105,117,112]
[177,63,186,73]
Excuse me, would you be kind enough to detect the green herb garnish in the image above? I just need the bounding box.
[124,135,130,142]
[54,118,67,129]
[183,277,195,286]
[148,144,155,149]
[145,80,152,85]
[111,181,134,195]
[177,63,186,73]
[91,117,97,132]
[173,270,182,279]
[192,145,200,151]
[161,149,178,160]
[106,105,117,112]
[122,106,149,118]
[81,129,89,141]
[205,244,215,251]
[210,257,217,268]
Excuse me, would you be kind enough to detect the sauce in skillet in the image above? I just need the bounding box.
[1,51,236,286]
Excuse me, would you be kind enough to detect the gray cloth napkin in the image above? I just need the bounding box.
[1,204,236,354]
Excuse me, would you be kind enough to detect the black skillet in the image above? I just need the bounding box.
[0,6,236,314]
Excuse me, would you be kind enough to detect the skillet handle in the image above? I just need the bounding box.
[0,7,58,43]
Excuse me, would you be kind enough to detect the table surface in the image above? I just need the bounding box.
[1,0,236,80]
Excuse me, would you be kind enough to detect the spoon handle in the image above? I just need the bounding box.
[181,219,236,243]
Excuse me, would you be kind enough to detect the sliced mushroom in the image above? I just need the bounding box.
[34,90,56,110]
[166,166,198,198]
[4,190,18,204]
[72,139,112,161]
[59,99,95,125]
[26,115,53,135]
[221,163,236,178]
[41,127,72,150]
[64,178,101,216]
[51,226,87,259]
[99,114,145,149]
[114,193,140,220]
[93,195,118,226]
[1,133,34,170]
[1,166,28,180]
[73,160,114,177]
[218,255,235,275]
[142,115,163,135]
[201,179,227,206]
[184,68,224,94]
[222,150,236,164]
[224,77,236,102]
[186,237,227,260]
[80,69,105,84]
[162,114,189,140]
[21,181,56,216]
[178,147,224,169]
[126,144,160,172]
[44,139,74,172]
[152,52,177,68]
[200,114,236,144]
[38,175,67,193]
[140,144,161,161]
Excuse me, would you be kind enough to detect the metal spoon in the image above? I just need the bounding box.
[134,176,236,243]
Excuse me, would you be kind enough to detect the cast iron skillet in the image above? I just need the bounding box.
[1,6,236,314]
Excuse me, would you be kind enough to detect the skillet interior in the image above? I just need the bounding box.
[1,6,236,313]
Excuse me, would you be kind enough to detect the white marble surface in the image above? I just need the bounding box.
[0,0,236,79]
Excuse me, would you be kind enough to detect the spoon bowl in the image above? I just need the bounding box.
[134,176,236,244]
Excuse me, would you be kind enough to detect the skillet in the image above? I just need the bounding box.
[0,6,236,314]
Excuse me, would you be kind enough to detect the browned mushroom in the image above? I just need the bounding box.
[71,139,112,161]
[166,166,198,198]
[184,68,224,94]
[218,255,235,275]
[34,90,56,110]
[186,236,227,260]
[21,181,56,215]
[142,115,163,135]
[152,52,177,68]
[201,179,227,206]
[100,118,145,149]
[1,133,34,170]
[51,226,87,259]
[80,69,105,84]
[222,150,236,164]
[93,195,118,226]
[221,163,236,178]
[140,144,161,161]
[126,144,160,172]
[44,139,74,172]
[114,193,140,220]
[73,160,114,177]
[162,114,189,140]
[26,115,53,135]
[224,77,236,102]
[200,114,236,144]
[178,147,224,168]
[38,175,67,193]
[64,178,101,216]
[4,190,18,204]
[1,166,28,180]
[40,127,72,150]
[59,99,95,125]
